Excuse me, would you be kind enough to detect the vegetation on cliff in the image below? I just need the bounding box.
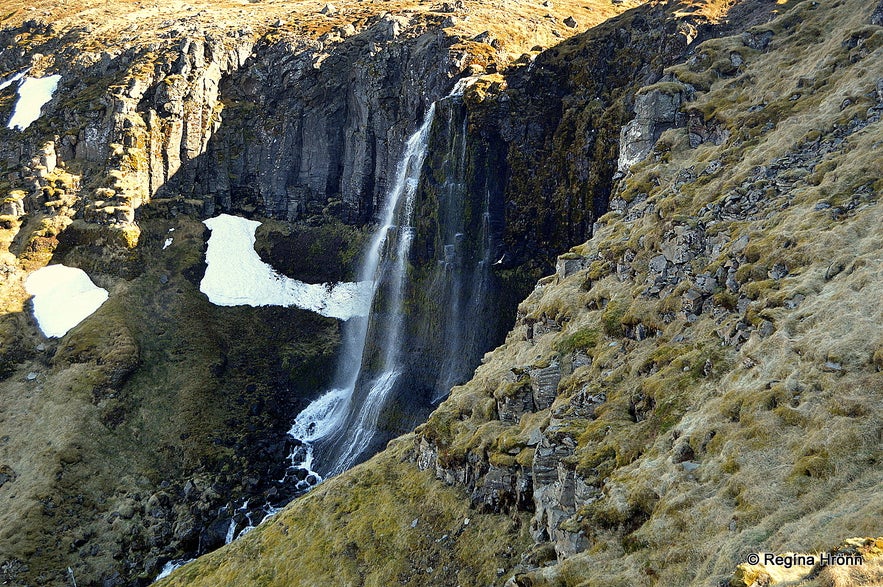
[157,0,882,585]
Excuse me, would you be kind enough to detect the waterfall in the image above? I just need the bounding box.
[288,102,438,476]
[286,77,502,479]
[215,80,508,549]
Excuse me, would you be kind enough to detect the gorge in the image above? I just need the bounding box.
[0,0,881,585]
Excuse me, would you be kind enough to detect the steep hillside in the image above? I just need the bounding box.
[158,0,883,585]
[0,0,656,585]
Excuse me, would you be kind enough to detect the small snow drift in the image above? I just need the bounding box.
[7,75,61,131]
[25,265,109,338]
[0,70,27,92]
[200,214,372,320]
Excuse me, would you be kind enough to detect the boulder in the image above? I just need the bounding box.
[618,85,687,171]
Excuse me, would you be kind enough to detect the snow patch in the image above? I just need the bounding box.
[200,214,372,320]
[163,237,173,249]
[0,70,27,92]
[7,75,61,131]
[25,265,108,338]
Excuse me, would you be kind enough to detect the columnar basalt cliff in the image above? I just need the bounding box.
[159,16,469,223]
[153,0,881,585]
[1,0,882,585]
[0,15,469,244]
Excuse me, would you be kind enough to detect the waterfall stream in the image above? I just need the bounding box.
[291,101,438,476]
[218,79,504,546]
[287,79,499,480]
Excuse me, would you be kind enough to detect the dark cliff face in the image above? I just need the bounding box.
[461,3,686,270]
[462,0,784,272]
[0,14,477,244]
[163,16,464,224]
[357,94,512,446]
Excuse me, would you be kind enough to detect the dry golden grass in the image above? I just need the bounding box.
[0,0,644,74]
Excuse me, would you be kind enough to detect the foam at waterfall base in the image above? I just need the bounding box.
[288,386,350,445]
[323,369,401,475]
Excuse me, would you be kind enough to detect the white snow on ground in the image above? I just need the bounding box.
[25,265,109,338]
[7,74,61,131]
[200,214,372,320]
[163,237,173,249]
[0,70,27,92]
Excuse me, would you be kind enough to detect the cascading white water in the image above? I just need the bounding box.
[287,102,438,476]
[209,80,506,556]
[432,106,471,402]
[214,107,437,547]
[152,81,506,578]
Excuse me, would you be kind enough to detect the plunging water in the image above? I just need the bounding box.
[288,103,437,476]
[210,81,509,551]
[151,83,510,576]
[288,78,501,480]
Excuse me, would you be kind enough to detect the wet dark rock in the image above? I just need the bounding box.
[673,442,695,464]
[769,263,788,280]
[471,464,533,512]
[0,465,15,488]
[473,31,495,45]
[873,0,883,25]
[497,380,535,424]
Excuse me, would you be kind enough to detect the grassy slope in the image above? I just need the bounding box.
[0,0,648,582]
[159,0,882,585]
[0,214,353,583]
[0,0,644,71]
[161,439,534,587]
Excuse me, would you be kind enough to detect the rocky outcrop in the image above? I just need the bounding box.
[166,17,467,222]
[617,82,689,171]
[0,14,489,248]
[460,3,700,271]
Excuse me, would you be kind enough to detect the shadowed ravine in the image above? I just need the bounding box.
[289,82,501,479]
